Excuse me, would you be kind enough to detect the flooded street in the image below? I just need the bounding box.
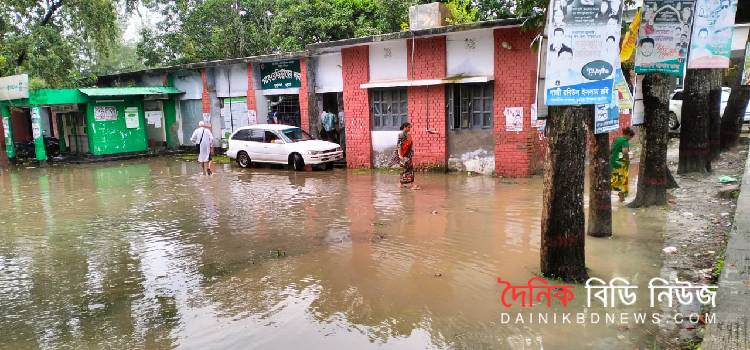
[0,158,667,349]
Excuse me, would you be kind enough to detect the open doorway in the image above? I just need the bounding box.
[317,92,343,143]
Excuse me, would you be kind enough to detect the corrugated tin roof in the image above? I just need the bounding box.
[78,86,183,96]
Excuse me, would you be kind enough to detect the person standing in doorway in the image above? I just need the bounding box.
[191,121,214,175]
[393,122,419,190]
[611,127,635,202]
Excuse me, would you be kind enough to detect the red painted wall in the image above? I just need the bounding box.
[299,57,310,132]
[246,63,257,113]
[11,109,31,142]
[341,46,372,168]
[407,37,448,168]
[493,28,543,177]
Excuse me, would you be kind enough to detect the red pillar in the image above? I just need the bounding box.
[341,46,372,168]
[406,37,448,169]
[493,28,540,177]
[299,57,310,132]
[246,63,257,114]
[201,68,211,114]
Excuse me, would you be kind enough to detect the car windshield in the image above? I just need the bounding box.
[280,128,313,143]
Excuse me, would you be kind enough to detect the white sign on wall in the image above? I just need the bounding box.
[504,107,524,132]
[94,106,117,121]
[0,74,29,101]
[125,107,139,129]
[145,111,163,128]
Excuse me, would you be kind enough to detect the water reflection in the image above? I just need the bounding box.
[0,158,665,349]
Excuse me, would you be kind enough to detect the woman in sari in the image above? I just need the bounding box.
[611,127,635,202]
[395,122,419,189]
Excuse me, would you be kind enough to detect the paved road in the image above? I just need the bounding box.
[702,147,750,350]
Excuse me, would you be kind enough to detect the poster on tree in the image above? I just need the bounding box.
[125,107,139,129]
[544,0,623,105]
[634,0,695,76]
[688,0,738,69]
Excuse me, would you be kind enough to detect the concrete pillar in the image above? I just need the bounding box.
[31,106,47,164]
[1,104,16,161]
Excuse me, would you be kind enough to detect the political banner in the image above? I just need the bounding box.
[594,103,620,134]
[544,0,623,106]
[620,9,642,62]
[743,43,750,86]
[687,0,738,69]
[614,69,634,110]
[634,0,695,76]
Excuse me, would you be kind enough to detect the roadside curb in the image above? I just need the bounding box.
[702,144,750,350]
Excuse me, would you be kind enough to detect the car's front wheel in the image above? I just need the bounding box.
[290,153,305,171]
[237,151,252,168]
[668,112,680,130]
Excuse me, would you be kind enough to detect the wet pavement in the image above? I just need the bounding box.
[0,157,667,349]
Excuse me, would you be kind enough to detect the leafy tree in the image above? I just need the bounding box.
[0,0,123,87]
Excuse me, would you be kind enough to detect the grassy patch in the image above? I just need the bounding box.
[175,154,232,164]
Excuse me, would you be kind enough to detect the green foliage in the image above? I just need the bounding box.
[0,0,124,87]
[445,0,478,25]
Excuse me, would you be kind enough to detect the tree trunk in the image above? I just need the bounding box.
[630,73,675,207]
[678,69,719,174]
[666,168,679,189]
[720,85,750,151]
[540,105,589,282]
[583,114,612,237]
[708,70,723,161]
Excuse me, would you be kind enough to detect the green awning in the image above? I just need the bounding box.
[78,86,184,96]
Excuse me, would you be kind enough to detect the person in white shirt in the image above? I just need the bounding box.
[190,121,214,175]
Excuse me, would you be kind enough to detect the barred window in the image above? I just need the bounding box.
[447,83,493,129]
[371,88,408,131]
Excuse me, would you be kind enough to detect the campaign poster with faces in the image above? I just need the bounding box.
[634,0,695,76]
[545,0,624,106]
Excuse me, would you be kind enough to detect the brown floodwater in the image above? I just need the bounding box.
[0,158,667,349]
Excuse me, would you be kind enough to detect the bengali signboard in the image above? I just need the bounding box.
[687,0,738,69]
[0,74,29,101]
[544,0,623,106]
[94,106,117,121]
[634,0,695,76]
[260,60,302,90]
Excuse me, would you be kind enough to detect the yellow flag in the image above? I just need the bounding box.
[620,9,642,62]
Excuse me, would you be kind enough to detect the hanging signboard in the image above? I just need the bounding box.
[544,0,623,105]
[687,0,738,69]
[634,0,695,76]
[743,43,750,86]
[94,106,117,121]
[124,107,139,129]
[0,74,29,101]
[260,60,302,90]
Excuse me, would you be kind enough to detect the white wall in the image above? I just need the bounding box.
[315,53,343,93]
[174,71,203,100]
[371,130,400,167]
[214,64,248,98]
[446,29,494,77]
[369,40,408,82]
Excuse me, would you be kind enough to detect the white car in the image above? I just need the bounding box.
[226,124,343,171]
[669,87,750,132]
